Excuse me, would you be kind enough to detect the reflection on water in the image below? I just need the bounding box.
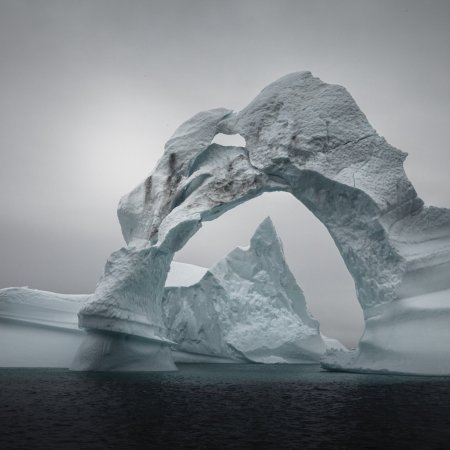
[0,364,449,449]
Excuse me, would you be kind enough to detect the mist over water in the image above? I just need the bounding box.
[1,365,449,449]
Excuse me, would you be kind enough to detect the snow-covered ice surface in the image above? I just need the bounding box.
[165,261,207,287]
[0,287,89,329]
[164,218,330,363]
[42,71,450,374]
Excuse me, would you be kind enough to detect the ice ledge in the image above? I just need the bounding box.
[78,314,174,345]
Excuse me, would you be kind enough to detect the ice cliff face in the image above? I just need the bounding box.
[75,71,450,375]
[163,218,327,363]
[0,288,88,367]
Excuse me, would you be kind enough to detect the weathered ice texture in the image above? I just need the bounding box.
[163,218,330,363]
[76,71,450,374]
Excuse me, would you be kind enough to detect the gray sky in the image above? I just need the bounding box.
[0,0,449,347]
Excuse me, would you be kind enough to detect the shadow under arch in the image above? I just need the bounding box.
[174,191,364,348]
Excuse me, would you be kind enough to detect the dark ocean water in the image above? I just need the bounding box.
[0,364,449,450]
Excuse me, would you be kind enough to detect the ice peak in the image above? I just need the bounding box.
[163,217,326,363]
[249,216,282,251]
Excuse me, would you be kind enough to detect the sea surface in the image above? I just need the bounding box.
[0,364,449,449]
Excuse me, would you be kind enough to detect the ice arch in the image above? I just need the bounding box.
[73,72,450,374]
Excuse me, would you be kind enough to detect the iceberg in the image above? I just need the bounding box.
[2,219,341,367]
[74,71,450,375]
[164,217,331,363]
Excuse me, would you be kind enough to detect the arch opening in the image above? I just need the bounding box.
[175,191,364,348]
[211,133,246,147]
